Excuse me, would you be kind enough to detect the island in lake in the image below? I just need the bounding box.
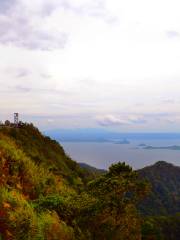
[143,145,180,150]
[113,139,130,144]
[138,143,147,147]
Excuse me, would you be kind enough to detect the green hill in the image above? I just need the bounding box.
[0,123,87,184]
[138,160,180,240]
[138,161,180,215]
[3,123,180,239]
[0,123,149,240]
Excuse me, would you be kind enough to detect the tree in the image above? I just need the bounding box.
[80,162,150,240]
[5,120,11,126]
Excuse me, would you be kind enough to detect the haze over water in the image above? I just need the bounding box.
[62,139,180,170]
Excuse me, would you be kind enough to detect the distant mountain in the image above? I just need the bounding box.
[138,161,180,215]
[114,139,130,144]
[138,143,146,147]
[79,162,106,176]
[45,128,180,142]
[45,128,112,142]
[143,145,180,150]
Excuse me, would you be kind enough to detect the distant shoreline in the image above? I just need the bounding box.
[142,145,180,151]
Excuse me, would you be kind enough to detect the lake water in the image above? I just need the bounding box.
[61,140,180,170]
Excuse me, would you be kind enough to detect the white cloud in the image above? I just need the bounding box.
[96,114,147,127]
[0,0,180,130]
[0,0,68,50]
[96,115,130,126]
[166,31,180,39]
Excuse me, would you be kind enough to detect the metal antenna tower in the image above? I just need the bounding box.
[14,113,19,126]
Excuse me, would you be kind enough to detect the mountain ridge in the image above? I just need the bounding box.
[45,128,180,142]
[138,161,180,215]
[0,123,180,239]
[0,123,150,239]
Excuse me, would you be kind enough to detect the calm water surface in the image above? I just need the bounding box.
[61,140,180,170]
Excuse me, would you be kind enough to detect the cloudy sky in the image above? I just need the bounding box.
[0,0,180,131]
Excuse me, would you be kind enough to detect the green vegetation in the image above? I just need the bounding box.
[0,123,152,239]
[141,214,180,240]
[138,161,180,240]
[138,161,180,215]
[0,123,180,239]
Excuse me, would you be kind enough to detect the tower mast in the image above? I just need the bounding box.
[14,113,19,127]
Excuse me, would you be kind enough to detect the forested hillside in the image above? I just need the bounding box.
[0,123,150,240]
[137,161,180,240]
[138,161,180,215]
[1,123,180,239]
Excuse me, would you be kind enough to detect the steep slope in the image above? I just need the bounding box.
[0,131,76,239]
[0,123,88,186]
[0,123,103,239]
[138,161,180,215]
[0,123,149,240]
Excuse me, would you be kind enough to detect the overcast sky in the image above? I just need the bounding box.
[0,0,180,131]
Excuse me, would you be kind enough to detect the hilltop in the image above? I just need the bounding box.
[138,161,180,215]
[0,123,97,185]
[0,123,150,240]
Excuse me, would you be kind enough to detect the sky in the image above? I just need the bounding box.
[0,0,180,131]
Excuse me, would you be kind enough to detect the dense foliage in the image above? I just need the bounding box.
[0,123,151,239]
[142,214,180,240]
[138,161,180,215]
